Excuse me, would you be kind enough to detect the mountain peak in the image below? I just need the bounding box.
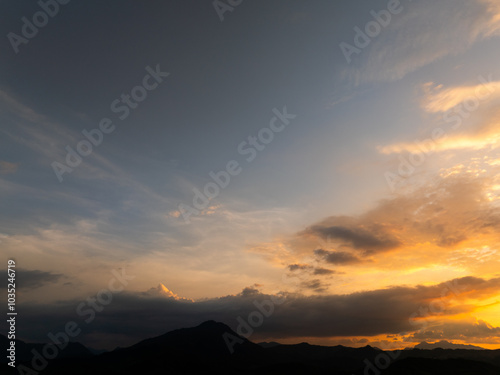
[126,319,261,358]
[198,320,227,328]
[194,320,236,333]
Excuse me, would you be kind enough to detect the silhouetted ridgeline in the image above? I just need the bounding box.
[2,321,500,374]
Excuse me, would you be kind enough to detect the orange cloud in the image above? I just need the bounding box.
[380,77,500,155]
[420,78,500,114]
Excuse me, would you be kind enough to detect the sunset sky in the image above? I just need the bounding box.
[1,0,500,351]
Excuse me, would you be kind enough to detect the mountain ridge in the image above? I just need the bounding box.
[3,321,500,374]
[411,340,486,350]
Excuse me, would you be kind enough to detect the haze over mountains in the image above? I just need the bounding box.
[3,321,500,374]
[412,340,486,350]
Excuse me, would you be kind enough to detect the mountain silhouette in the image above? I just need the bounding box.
[412,340,486,350]
[3,321,500,374]
[29,320,268,375]
[1,333,93,375]
[0,333,93,363]
[112,319,264,361]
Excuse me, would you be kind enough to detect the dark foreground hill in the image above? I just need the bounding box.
[0,334,93,363]
[3,321,500,374]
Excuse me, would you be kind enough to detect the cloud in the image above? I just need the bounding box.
[239,285,262,297]
[344,0,500,84]
[313,268,339,275]
[318,174,497,252]
[379,134,500,154]
[11,276,500,349]
[142,283,194,302]
[314,249,364,265]
[410,318,500,342]
[0,269,63,290]
[380,78,500,154]
[300,279,329,292]
[307,225,400,254]
[0,89,46,124]
[288,264,312,271]
[287,263,343,278]
[420,78,500,114]
[276,169,500,290]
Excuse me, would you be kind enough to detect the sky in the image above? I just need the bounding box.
[1,0,500,351]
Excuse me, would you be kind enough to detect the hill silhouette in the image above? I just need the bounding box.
[412,340,486,350]
[2,321,500,374]
[0,333,92,363]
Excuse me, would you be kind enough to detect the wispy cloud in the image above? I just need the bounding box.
[344,0,500,84]
[420,78,500,113]
[379,76,500,154]
[0,269,63,290]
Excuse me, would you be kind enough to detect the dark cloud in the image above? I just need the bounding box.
[292,175,500,267]
[314,249,364,265]
[240,285,261,297]
[0,268,63,289]
[288,264,341,275]
[288,264,312,271]
[287,264,341,278]
[309,225,400,254]
[313,268,339,275]
[8,276,500,349]
[300,279,329,292]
